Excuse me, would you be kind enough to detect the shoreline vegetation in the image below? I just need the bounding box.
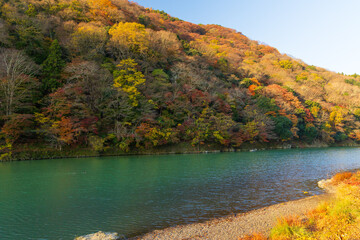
[2,140,360,162]
[241,171,360,240]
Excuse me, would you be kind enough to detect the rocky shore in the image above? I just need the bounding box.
[131,194,330,240]
[77,179,335,240]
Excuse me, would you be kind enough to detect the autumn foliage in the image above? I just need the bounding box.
[0,0,360,159]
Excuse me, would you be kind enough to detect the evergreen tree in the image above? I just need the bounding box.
[41,40,65,93]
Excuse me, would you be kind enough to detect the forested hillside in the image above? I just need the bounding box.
[1,0,360,160]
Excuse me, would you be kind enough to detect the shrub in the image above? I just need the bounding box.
[345,78,360,87]
[278,60,293,69]
[240,78,253,88]
[270,216,311,239]
[238,172,360,240]
[88,135,105,152]
[332,172,353,185]
[295,72,308,82]
[305,100,321,109]
[306,65,317,71]
[354,109,360,119]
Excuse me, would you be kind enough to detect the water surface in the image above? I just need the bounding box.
[1,147,360,239]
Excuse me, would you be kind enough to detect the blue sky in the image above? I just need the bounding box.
[134,0,360,74]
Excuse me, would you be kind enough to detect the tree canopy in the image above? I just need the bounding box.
[1,0,360,159]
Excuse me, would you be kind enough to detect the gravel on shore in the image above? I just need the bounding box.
[132,194,332,240]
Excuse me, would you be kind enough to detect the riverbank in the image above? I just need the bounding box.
[131,194,332,240]
[2,140,360,161]
[74,169,360,240]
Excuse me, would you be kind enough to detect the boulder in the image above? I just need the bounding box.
[318,179,336,193]
[75,231,125,240]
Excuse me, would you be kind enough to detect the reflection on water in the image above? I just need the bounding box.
[1,147,360,239]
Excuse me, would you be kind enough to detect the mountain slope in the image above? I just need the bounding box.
[0,0,360,160]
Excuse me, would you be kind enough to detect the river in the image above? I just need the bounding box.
[1,147,360,239]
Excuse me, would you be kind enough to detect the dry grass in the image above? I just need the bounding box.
[239,233,267,240]
[331,172,353,185]
[241,171,360,240]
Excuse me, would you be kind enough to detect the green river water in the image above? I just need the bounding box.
[1,147,360,239]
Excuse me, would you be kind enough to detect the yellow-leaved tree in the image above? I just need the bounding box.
[113,59,146,107]
[71,22,107,56]
[0,134,12,160]
[329,107,344,129]
[108,22,148,58]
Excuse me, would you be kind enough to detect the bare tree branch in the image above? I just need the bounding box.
[0,48,37,116]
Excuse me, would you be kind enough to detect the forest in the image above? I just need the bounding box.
[1,0,360,160]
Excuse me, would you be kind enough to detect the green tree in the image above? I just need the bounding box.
[272,116,293,140]
[152,69,169,81]
[334,132,348,142]
[256,96,279,113]
[41,40,65,93]
[304,124,318,143]
[138,15,151,27]
[147,69,171,106]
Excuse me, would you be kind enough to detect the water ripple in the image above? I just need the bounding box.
[1,148,360,239]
